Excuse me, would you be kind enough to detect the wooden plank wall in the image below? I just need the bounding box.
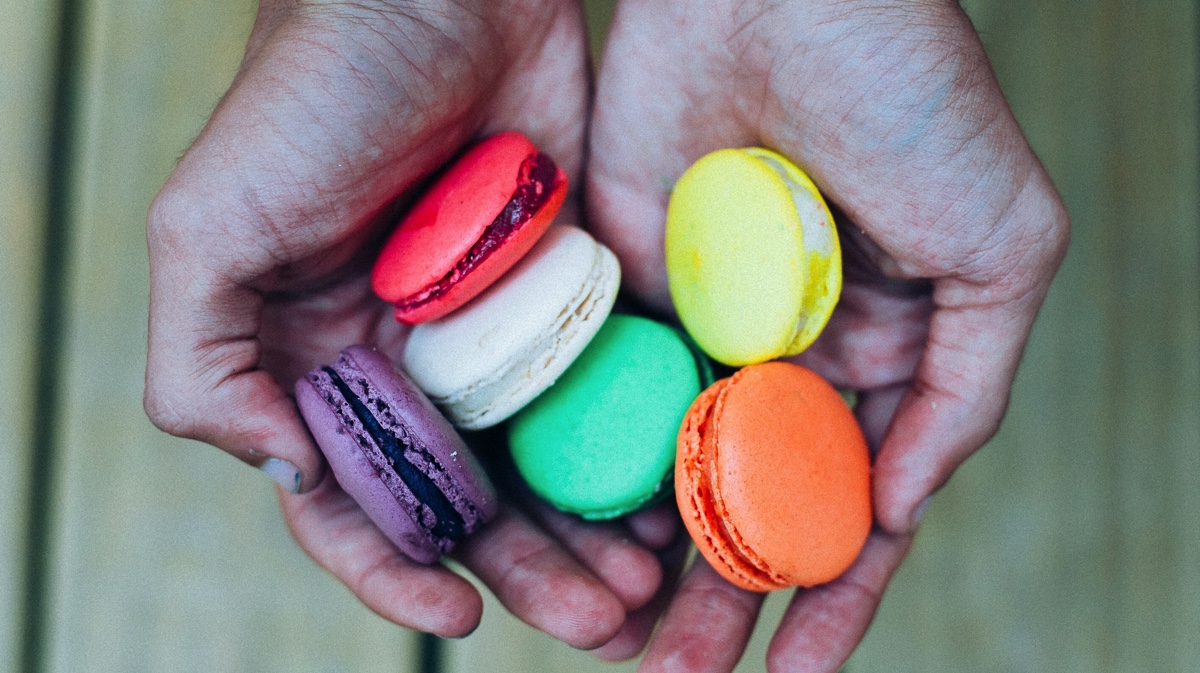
[0,1,59,670]
[0,0,1195,672]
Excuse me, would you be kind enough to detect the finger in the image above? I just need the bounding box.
[872,214,1066,535]
[637,556,765,673]
[478,0,590,185]
[591,534,690,662]
[483,434,664,613]
[279,475,484,637]
[791,278,933,393]
[455,505,626,650]
[591,599,662,663]
[765,530,912,673]
[749,5,1069,534]
[143,10,485,491]
[521,497,663,611]
[625,500,682,551]
[144,246,322,493]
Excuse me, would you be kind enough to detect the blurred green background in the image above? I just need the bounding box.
[1,0,1196,671]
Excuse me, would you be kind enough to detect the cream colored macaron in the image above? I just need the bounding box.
[665,148,841,366]
[402,225,620,430]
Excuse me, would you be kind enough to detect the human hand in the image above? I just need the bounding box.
[587,0,1069,669]
[144,0,664,645]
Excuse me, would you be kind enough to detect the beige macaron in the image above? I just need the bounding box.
[402,225,621,430]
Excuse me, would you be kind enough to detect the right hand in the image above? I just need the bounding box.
[144,0,667,645]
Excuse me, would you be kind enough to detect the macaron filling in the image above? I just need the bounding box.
[747,150,838,355]
[310,358,487,551]
[749,152,834,259]
[321,366,465,542]
[392,152,562,313]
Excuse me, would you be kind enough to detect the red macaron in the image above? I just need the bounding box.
[372,132,568,324]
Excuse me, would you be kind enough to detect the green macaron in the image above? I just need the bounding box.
[508,314,711,520]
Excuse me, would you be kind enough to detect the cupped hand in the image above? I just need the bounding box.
[587,0,1069,669]
[144,0,664,645]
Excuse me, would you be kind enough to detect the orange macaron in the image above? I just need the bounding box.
[676,361,872,591]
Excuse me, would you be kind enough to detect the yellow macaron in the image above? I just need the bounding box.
[665,148,841,366]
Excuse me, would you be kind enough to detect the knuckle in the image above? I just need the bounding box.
[146,183,203,259]
[142,379,199,439]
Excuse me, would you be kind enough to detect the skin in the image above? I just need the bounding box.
[145,0,1069,669]
[588,0,1068,670]
[145,0,665,646]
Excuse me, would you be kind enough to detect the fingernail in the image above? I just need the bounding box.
[911,496,933,528]
[261,457,302,494]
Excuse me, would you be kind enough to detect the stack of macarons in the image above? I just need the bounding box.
[294,134,872,591]
[297,132,620,564]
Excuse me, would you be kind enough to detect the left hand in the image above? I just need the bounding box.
[586,0,1069,669]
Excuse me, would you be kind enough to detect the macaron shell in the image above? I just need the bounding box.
[712,362,871,589]
[509,315,704,520]
[391,180,565,324]
[339,346,498,526]
[295,346,498,564]
[665,148,840,366]
[676,380,785,592]
[403,225,620,429]
[296,379,441,563]
[373,132,536,302]
[371,132,567,324]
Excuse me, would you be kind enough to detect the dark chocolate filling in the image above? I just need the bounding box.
[322,366,465,542]
[394,152,561,311]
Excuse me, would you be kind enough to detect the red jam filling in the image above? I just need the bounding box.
[394,152,561,311]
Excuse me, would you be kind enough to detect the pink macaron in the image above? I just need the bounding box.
[372,132,568,324]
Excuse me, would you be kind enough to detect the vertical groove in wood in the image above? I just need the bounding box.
[19,0,85,670]
[419,633,443,673]
[41,0,421,670]
[0,1,66,671]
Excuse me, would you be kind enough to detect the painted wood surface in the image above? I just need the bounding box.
[2,0,1196,672]
[37,1,419,671]
[0,1,60,670]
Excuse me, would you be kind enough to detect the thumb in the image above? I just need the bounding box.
[144,214,322,492]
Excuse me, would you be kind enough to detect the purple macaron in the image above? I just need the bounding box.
[295,345,498,564]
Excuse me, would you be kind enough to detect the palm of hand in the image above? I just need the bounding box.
[588,1,1066,670]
